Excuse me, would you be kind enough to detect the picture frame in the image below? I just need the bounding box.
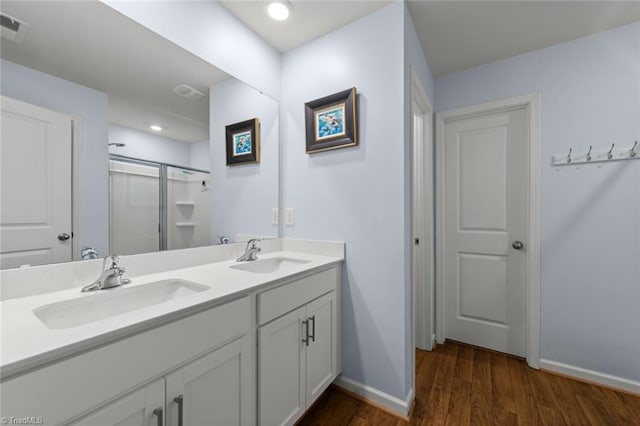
[305,87,358,154]
[225,118,260,165]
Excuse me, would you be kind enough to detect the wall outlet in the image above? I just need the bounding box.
[271,208,279,225]
[286,208,295,226]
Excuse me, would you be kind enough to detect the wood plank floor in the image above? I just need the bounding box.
[298,341,640,425]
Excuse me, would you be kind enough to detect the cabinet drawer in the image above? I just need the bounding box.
[258,267,338,325]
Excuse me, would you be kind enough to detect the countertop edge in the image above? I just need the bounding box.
[1,259,343,382]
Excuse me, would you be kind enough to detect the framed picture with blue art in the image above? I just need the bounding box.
[225,118,260,165]
[305,87,358,154]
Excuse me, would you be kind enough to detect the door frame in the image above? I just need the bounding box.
[411,68,434,353]
[71,118,82,260]
[435,93,541,369]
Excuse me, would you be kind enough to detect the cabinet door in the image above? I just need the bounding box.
[70,378,164,426]
[165,334,252,426]
[305,291,336,404]
[259,305,307,426]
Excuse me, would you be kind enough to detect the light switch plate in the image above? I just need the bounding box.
[286,208,295,226]
[271,208,279,225]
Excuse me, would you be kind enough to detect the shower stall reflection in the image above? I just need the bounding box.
[109,156,210,256]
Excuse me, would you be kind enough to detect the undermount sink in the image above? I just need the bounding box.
[33,279,209,330]
[230,257,311,274]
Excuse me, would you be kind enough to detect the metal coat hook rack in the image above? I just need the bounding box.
[553,140,639,166]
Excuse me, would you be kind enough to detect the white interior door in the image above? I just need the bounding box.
[443,107,528,357]
[0,96,72,269]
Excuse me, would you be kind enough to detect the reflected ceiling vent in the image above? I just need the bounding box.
[172,84,206,101]
[0,14,28,43]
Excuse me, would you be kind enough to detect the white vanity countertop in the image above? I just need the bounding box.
[0,250,343,380]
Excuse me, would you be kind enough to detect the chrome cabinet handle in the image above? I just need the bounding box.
[174,395,184,426]
[152,407,163,426]
[302,319,309,346]
[309,315,316,343]
[57,233,71,241]
[512,241,524,250]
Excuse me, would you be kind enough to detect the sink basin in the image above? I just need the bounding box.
[33,279,209,330]
[230,257,311,274]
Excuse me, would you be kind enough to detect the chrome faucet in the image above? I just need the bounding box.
[81,255,131,292]
[236,239,261,262]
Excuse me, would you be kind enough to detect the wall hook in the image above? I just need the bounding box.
[631,141,638,158]
[566,148,572,163]
[607,143,615,160]
[586,145,592,161]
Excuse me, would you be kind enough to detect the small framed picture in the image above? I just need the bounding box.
[225,118,260,165]
[305,87,358,154]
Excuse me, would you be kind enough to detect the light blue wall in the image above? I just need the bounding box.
[1,59,109,259]
[281,2,410,400]
[210,78,279,243]
[435,22,640,382]
[109,124,191,167]
[189,140,210,172]
[102,0,281,100]
[403,3,434,392]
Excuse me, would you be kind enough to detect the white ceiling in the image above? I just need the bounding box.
[220,1,640,77]
[220,0,393,52]
[408,1,640,77]
[0,1,230,143]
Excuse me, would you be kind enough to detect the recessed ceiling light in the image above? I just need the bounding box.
[267,1,290,21]
[150,125,162,132]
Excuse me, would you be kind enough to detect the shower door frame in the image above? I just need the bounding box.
[108,154,210,253]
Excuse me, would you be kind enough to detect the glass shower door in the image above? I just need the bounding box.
[109,160,161,255]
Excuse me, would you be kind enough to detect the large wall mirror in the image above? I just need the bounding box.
[0,1,279,269]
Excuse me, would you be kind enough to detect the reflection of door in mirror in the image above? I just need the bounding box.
[0,96,73,269]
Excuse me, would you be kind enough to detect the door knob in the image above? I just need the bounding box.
[57,233,71,241]
[512,241,524,250]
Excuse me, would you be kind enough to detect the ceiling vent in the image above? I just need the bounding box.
[1,14,28,43]
[172,84,206,101]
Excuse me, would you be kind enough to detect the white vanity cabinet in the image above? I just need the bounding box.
[164,335,252,426]
[1,296,253,426]
[69,378,165,426]
[258,267,340,426]
[71,334,252,426]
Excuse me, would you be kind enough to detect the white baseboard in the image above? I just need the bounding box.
[540,359,640,395]
[333,375,414,416]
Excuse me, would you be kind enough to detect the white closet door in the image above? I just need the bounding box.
[0,96,72,269]
[443,108,528,356]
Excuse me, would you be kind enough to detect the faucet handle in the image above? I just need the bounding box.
[103,255,122,270]
[247,239,260,249]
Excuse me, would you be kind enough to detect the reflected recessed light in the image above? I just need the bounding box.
[150,125,162,132]
[267,1,290,21]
